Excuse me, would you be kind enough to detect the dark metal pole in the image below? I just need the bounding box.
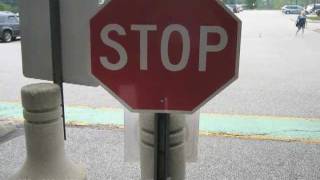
[154,113,170,180]
[49,0,66,140]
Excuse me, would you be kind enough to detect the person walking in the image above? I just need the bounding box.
[296,11,307,36]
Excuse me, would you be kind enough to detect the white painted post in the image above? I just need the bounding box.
[9,83,86,180]
[139,113,186,180]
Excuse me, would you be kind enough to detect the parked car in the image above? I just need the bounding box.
[226,4,242,13]
[316,9,320,16]
[281,5,304,14]
[305,4,320,14]
[0,11,20,42]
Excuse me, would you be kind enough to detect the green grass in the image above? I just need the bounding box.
[0,2,18,13]
[307,16,320,21]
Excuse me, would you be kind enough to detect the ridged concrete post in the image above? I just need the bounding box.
[9,83,86,180]
[140,113,186,180]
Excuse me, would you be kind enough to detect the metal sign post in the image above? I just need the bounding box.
[49,0,66,140]
[154,113,170,180]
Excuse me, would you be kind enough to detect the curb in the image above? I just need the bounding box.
[1,101,320,143]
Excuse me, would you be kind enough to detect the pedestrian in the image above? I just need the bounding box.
[295,11,307,36]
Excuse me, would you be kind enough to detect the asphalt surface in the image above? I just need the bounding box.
[1,127,320,180]
[204,10,320,118]
[1,11,320,118]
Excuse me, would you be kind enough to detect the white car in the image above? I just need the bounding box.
[281,5,304,14]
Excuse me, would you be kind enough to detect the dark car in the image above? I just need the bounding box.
[0,11,20,42]
[281,5,304,14]
[306,4,320,14]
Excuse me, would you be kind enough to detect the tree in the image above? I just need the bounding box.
[246,0,257,8]
[0,2,17,12]
[0,2,9,11]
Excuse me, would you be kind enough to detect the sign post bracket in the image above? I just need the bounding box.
[154,113,170,180]
[49,0,66,140]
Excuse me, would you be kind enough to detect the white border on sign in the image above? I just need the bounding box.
[91,0,242,114]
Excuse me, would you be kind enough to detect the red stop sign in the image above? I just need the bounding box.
[90,0,241,113]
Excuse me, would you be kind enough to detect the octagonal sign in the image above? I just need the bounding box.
[90,0,241,113]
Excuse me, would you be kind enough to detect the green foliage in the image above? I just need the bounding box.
[254,0,317,9]
[0,2,9,11]
[226,0,319,9]
[246,0,257,8]
[223,0,236,4]
[307,15,320,20]
[0,2,17,13]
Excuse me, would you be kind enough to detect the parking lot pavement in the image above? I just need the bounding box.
[307,21,320,32]
[284,13,320,31]
[0,122,16,141]
[1,127,320,180]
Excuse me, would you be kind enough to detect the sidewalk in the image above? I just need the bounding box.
[1,127,320,179]
[1,102,320,143]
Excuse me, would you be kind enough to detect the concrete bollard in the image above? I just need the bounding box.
[9,83,86,180]
[140,113,186,180]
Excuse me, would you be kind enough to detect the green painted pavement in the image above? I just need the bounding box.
[200,114,320,141]
[0,102,123,126]
[1,102,320,141]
